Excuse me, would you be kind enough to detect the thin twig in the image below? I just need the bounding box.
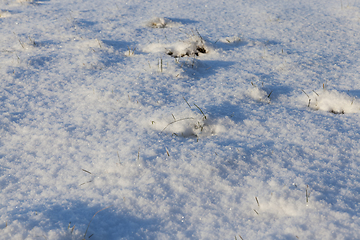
[96,39,102,48]
[195,28,204,43]
[193,104,206,119]
[117,151,121,165]
[161,117,195,132]
[255,197,260,207]
[302,89,310,98]
[79,180,93,186]
[83,206,113,239]
[183,97,191,108]
[82,169,91,174]
[306,185,310,203]
[312,90,319,96]
[351,97,355,105]
[18,39,25,49]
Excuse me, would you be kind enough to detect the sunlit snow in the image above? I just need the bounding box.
[1,0,360,239]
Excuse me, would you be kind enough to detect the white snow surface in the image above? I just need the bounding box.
[306,89,360,114]
[1,0,360,239]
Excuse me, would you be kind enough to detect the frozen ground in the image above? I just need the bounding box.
[1,0,360,239]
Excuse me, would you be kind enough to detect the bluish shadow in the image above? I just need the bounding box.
[166,18,199,25]
[101,40,132,51]
[179,59,237,79]
[7,200,164,239]
[344,90,360,98]
[213,40,249,51]
[76,19,97,28]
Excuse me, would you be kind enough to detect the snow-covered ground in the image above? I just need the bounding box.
[1,0,360,239]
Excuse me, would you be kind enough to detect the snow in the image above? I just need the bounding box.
[1,0,360,239]
[146,17,180,29]
[305,89,360,114]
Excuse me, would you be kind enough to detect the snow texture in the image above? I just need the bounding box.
[1,0,360,239]
[307,89,360,114]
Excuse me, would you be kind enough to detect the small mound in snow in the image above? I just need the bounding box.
[252,185,318,218]
[146,17,178,28]
[166,34,209,58]
[73,38,105,50]
[305,89,360,114]
[0,10,11,18]
[247,84,271,103]
[150,109,225,138]
[143,33,211,58]
[218,36,243,44]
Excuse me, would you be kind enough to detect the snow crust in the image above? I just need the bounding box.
[1,0,360,239]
